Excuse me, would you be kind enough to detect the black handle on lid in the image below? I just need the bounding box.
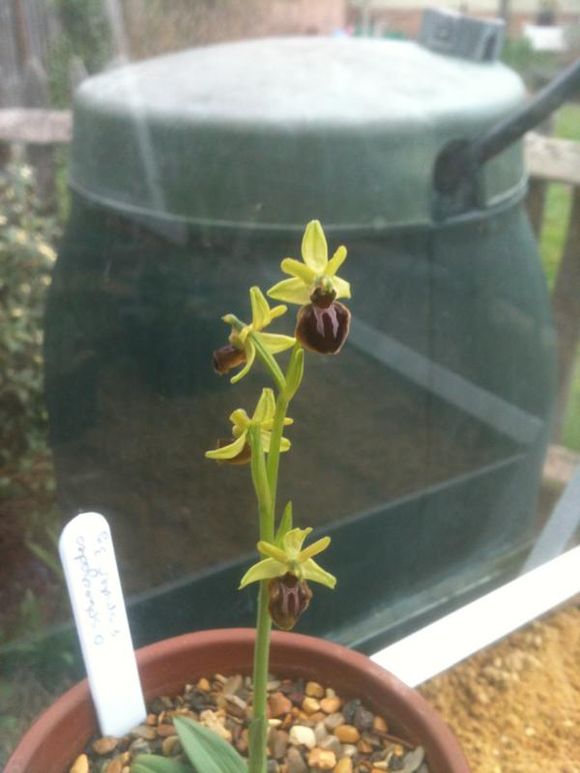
[433,57,580,203]
[470,57,580,168]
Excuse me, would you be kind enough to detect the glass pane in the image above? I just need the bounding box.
[1,2,578,770]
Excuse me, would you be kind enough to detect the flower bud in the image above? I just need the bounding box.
[295,300,351,355]
[268,572,313,630]
[212,344,246,375]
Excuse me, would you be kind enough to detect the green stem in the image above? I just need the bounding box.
[250,333,287,394]
[249,426,273,542]
[248,427,273,773]
[250,582,271,773]
[265,392,289,519]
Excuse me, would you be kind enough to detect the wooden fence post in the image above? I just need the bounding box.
[551,187,580,442]
[526,177,548,237]
[22,57,56,208]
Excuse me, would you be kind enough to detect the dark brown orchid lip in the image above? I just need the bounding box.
[212,343,246,375]
[268,572,313,631]
[214,437,252,465]
[295,300,351,355]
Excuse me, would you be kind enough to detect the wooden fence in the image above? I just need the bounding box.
[0,111,578,442]
[525,133,580,442]
[0,0,60,107]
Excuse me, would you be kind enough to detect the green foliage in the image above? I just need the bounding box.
[133,715,248,773]
[48,0,112,107]
[132,756,193,773]
[0,164,60,467]
[54,0,112,73]
[501,37,559,87]
[172,715,247,773]
[536,104,580,451]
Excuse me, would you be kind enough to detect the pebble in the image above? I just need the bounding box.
[335,757,353,773]
[320,696,342,714]
[199,708,232,741]
[319,734,341,755]
[223,674,243,695]
[314,719,328,741]
[307,747,336,769]
[131,725,157,741]
[271,729,289,759]
[334,724,361,744]
[324,711,345,730]
[69,754,89,773]
[305,681,325,699]
[91,737,119,755]
[286,746,308,773]
[156,723,177,737]
[302,696,321,714]
[289,724,316,749]
[103,759,123,773]
[269,691,293,717]
[401,745,425,773]
[161,735,181,756]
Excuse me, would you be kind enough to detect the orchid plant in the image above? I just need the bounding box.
[133,220,351,773]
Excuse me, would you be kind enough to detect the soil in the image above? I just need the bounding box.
[419,600,580,773]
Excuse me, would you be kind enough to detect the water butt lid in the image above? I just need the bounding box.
[70,37,526,232]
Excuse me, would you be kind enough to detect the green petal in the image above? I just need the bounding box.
[250,286,272,331]
[253,388,276,423]
[257,540,288,563]
[279,436,291,453]
[239,557,286,588]
[261,417,294,430]
[267,277,312,305]
[261,430,291,453]
[205,432,247,460]
[230,341,256,383]
[255,332,296,354]
[229,409,250,433]
[269,303,288,321]
[301,558,337,589]
[331,275,351,300]
[281,258,316,284]
[301,220,328,272]
[326,245,347,276]
[298,536,331,561]
[283,527,312,556]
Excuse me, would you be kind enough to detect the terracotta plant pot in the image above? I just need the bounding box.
[6,628,470,773]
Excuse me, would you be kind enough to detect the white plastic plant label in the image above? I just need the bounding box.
[59,511,146,737]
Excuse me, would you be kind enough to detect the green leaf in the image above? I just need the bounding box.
[274,501,293,546]
[132,755,193,773]
[173,715,248,773]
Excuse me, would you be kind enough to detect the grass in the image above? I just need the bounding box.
[537,103,580,450]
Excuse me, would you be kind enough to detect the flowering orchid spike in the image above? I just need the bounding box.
[205,388,293,464]
[212,287,295,383]
[267,220,351,306]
